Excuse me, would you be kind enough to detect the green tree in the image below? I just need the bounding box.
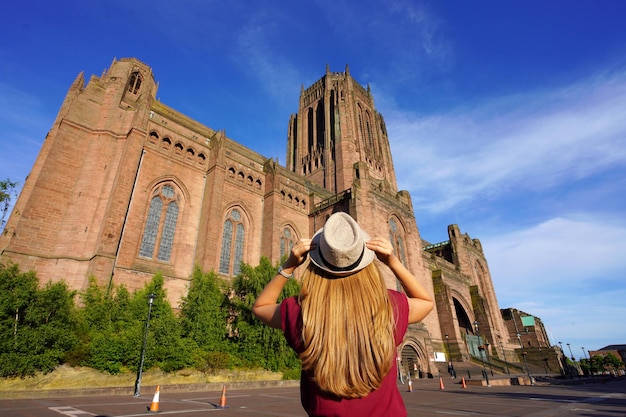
[0,178,19,231]
[0,263,37,348]
[79,274,195,374]
[602,353,624,375]
[179,267,231,371]
[76,278,136,373]
[0,263,79,377]
[588,354,605,375]
[136,275,196,372]
[79,276,134,332]
[229,257,300,373]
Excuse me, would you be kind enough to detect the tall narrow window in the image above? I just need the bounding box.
[234,223,245,275]
[280,227,297,260]
[389,217,407,266]
[128,71,142,94]
[365,111,374,150]
[139,198,162,258]
[219,220,233,273]
[139,184,179,262]
[307,108,314,151]
[316,100,325,151]
[157,201,178,261]
[357,104,365,147]
[219,208,246,275]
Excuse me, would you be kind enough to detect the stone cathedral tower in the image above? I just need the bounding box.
[287,65,397,194]
[2,58,529,377]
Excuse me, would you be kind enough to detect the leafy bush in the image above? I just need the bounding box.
[229,258,301,372]
[195,351,232,374]
[0,263,79,377]
[281,365,301,380]
[179,267,231,353]
[0,261,303,379]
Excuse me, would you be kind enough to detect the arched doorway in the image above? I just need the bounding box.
[448,297,477,362]
[454,298,473,334]
[400,342,429,379]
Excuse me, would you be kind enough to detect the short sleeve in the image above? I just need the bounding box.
[281,296,304,353]
[388,290,409,345]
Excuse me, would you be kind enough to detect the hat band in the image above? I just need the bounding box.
[318,246,365,273]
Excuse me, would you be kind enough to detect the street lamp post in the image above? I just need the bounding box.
[134,293,156,397]
[567,343,575,362]
[473,321,490,387]
[580,346,590,376]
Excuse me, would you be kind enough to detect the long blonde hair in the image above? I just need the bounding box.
[298,262,395,398]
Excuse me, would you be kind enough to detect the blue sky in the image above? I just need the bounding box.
[1,1,625,357]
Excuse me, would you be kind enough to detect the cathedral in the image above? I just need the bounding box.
[0,58,554,377]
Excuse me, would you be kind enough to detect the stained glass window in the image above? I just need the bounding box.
[234,223,245,275]
[219,220,233,274]
[157,201,178,261]
[139,184,179,262]
[162,185,175,198]
[139,197,162,258]
[219,209,246,275]
[280,227,296,259]
[389,217,407,266]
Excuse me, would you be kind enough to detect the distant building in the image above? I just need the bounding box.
[589,345,626,366]
[501,308,551,348]
[501,308,561,374]
[1,58,546,375]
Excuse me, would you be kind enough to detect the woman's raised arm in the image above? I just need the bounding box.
[252,238,312,328]
[366,237,434,323]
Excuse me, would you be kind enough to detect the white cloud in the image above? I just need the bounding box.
[231,10,306,107]
[481,215,626,351]
[483,215,626,292]
[383,70,626,213]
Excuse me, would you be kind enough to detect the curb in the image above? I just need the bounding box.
[0,379,301,400]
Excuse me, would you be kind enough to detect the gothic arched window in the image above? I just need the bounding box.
[139,184,179,262]
[280,227,297,260]
[357,104,365,147]
[307,107,315,151]
[128,71,143,94]
[389,217,407,266]
[219,208,246,275]
[365,110,374,150]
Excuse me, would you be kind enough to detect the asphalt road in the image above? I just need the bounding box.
[1,377,624,417]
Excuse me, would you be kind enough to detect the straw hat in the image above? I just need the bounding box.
[309,212,375,277]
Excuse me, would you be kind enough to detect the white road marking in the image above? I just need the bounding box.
[48,407,96,416]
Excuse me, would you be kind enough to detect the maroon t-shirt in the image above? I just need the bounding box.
[281,289,409,417]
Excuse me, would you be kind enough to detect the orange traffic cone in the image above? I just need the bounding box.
[461,377,467,389]
[407,378,413,392]
[216,385,228,409]
[439,377,445,390]
[147,385,160,413]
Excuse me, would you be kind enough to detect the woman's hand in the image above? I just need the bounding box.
[253,237,313,329]
[283,238,313,270]
[366,237,396,266]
